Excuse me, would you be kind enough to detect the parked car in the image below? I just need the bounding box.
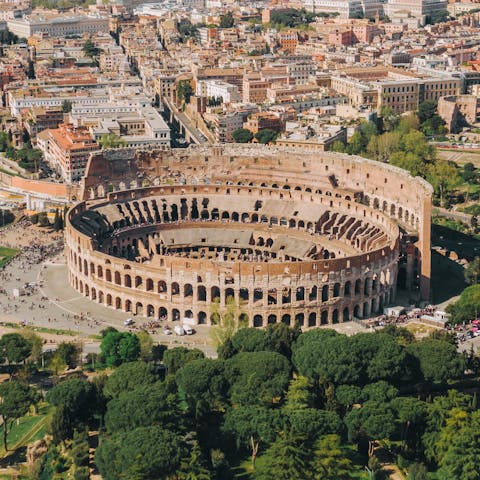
[124,318,134,326]
[163,327,172,335]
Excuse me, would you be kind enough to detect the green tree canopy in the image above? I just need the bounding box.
[105,382,179,434]
[176,358,228,413]
[96,426,185,480]
[163,347,205,375]
[0,381,37,450]
[407,339,465,383]
[0,333,32,376]
[232,128,253,143]
[103,361,157,398]
[100,330,140,367]
[254,128,277,145]
[224,351,291,405]
[446,284,480,324]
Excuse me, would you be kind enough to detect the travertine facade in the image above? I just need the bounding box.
[65,145,432,327]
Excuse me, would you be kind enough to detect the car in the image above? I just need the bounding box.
[124,318,134,326]
[163,327,172,335]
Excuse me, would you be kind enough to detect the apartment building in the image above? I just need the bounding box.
[41,124,100,183]
[196,80,241,103]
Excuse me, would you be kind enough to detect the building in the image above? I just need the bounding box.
[7,13,109,38]
[23,106,64,138]
[196,80,241,103]
[385,0,448,21]
[41,124,100,183]
[65,145,433,328]
[244,112,283,133]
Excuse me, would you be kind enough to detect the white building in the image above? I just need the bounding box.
[196,80,241,103]
[7,12,109,38]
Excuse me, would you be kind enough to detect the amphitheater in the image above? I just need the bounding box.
[65,145,432,328]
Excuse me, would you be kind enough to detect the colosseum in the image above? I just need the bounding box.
[65,145,432,328]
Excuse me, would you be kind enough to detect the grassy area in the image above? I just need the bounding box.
[0,403,52,458]
[405,322,438,337]
[0,323,79,337]
[0,246,19,269]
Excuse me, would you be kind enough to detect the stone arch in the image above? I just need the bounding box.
[124,274,132,287]
[333,282,341,297]
[344,281,351,296]
[146,278,154,291]
[321,310,328,325]
[106,269,112,282]
[211,286,220,302]
[253,315,263,327]
[159,307,168,319]
[158,280,167,293]
[114,271,121,285]
[91,287,96,301]
[322,285,329,301]
[295,313,304,326]
[171,282,180,296]
[332,309,339,324]
[146,304,155,317]
[267,314,277,324]
[198,311,207,324]
[125,299,132,312]
[308,312,316,327]
[281,314,291,325]
[135,302,143,315]
[343,307,350,322]
[135,275,143,288]
[184,283,193,298]
[355,279,361,295]
[197,285,206,302]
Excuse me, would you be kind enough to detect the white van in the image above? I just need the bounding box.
[174,325,185,336]
[183,324,194,335]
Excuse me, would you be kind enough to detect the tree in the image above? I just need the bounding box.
[284,376,314,410]
[21,329,43,363]
[312,434,354,480]
[137,330,154,362]
[406,339,465,383]
[254,128,277,145]
[229,328,267,354]
[46,378,96,427]
[407,463,428,480]
[345,400,396,456]
[435,409,480,479]
[100,330,140,367]
[163,347,205,375]
[223,405,282,466]
[390,397,427,451]
[51,404,74,445]
[219,12,235,28]
[446,284,480,324]
[61,99,73,113]
[96,426,185,480]
[225,351,291,406]
[54,342,80,368]
[99,133,126,149]
[232,128,253,143]
[26,59,35,79]
[53,209,64,231]
[177,79,194,105]
[103,361,157,398]
[418,100,438,124]
[176,358,228,413]
[253,433,311,480]
[284,408,343,440]
[105,382,179,434]
[427,160,461,206]
[0,381,36,450]
[178,442,212,480]
[465,257,480,285]
[0,333,32,378]
[380,106,400,132]
[82,39,101,58]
